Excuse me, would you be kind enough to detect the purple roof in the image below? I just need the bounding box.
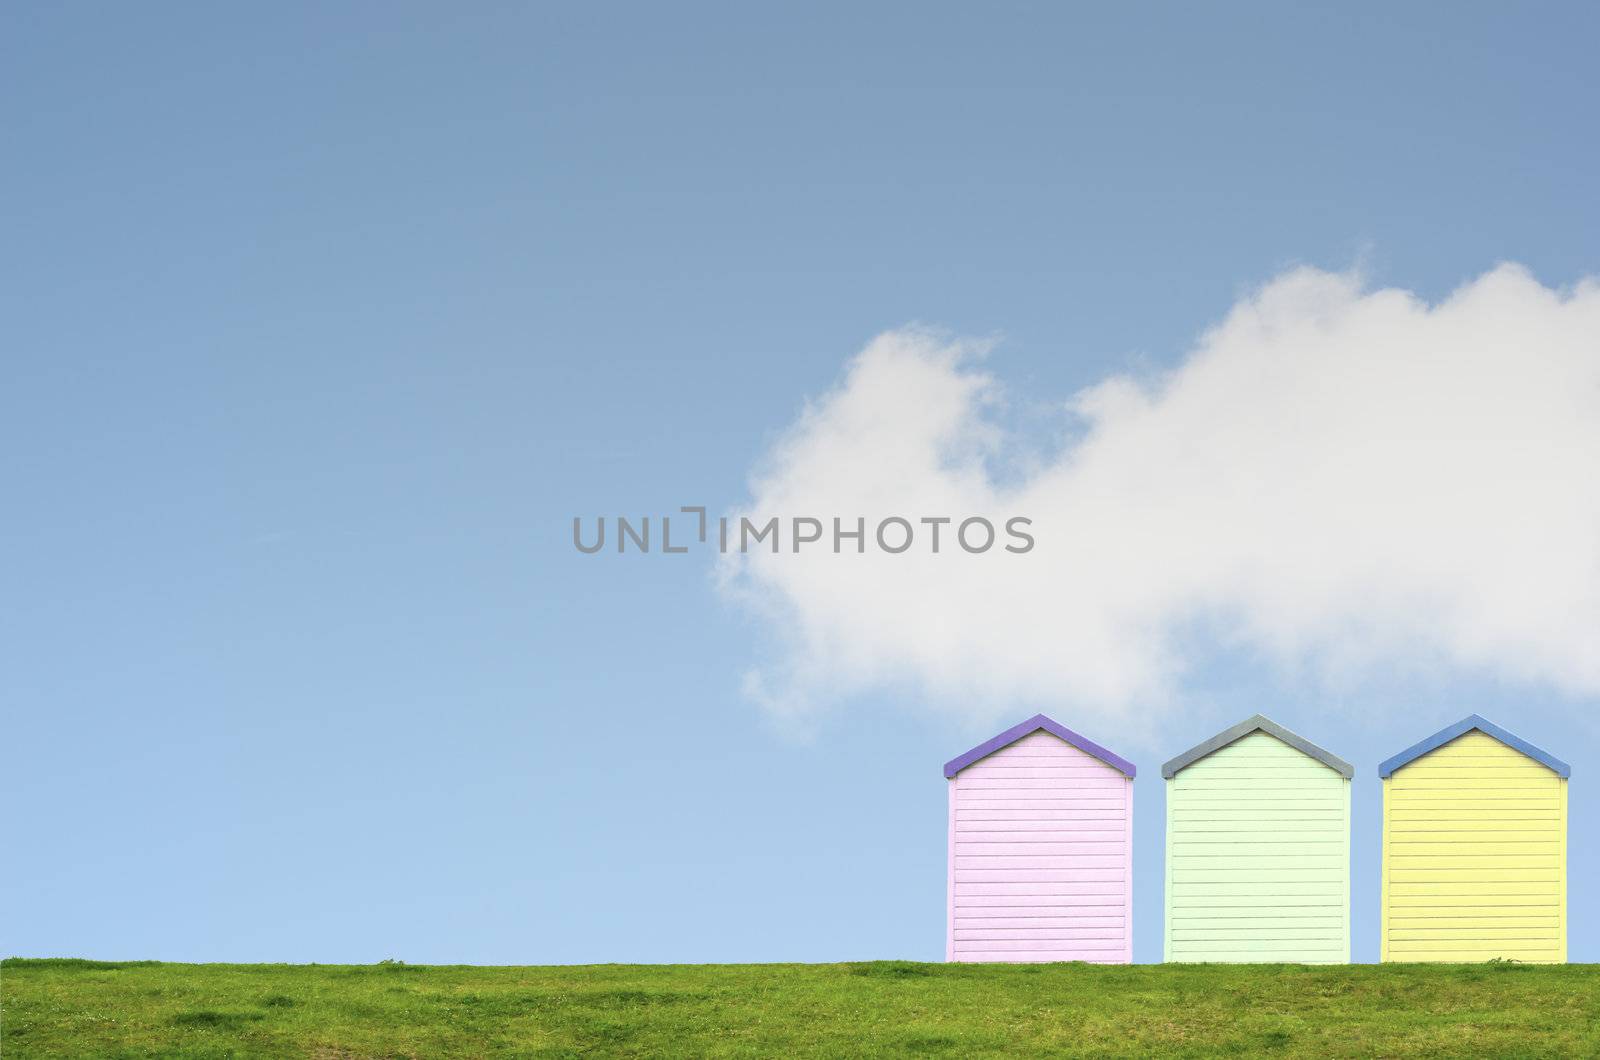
[943,713,1136,779]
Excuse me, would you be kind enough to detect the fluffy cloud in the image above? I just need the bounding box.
[720,265,1600,734]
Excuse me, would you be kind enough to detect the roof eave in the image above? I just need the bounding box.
[1379,714,1571,778]
[1161,713,1354,779]
[943,714,1136,779]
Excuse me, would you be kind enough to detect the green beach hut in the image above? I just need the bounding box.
[1162,714,1353,963]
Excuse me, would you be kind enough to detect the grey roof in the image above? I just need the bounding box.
[1161,713,1354,779]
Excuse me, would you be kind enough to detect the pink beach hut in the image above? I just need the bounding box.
[944,714,1136,963]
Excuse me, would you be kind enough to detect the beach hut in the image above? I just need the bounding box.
[1162,715,1352,963]
[944,714,1135,963]
[1379,715,1569,963]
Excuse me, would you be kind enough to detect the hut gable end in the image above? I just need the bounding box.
[1162,715,1353,964]
[945,716,1134,964]
[1380,716,1569,963]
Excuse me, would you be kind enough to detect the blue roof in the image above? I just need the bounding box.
[943,714,1136,779]
[1379,714,1570,778]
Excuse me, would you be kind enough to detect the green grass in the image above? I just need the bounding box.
[3,958,1598,1057]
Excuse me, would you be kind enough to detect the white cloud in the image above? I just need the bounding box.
[720,265,1600,735]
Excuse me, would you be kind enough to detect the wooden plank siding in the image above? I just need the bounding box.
[1164,732,1351,963]
[1381,729,1568,963]
[947,729,1132,963]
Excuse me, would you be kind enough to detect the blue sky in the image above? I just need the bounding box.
[5,3,1599,965]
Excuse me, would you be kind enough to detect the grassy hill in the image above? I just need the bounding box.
[3,957,1597,1057]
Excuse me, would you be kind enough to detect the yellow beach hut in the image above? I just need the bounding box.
[1379,715,1569,963]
